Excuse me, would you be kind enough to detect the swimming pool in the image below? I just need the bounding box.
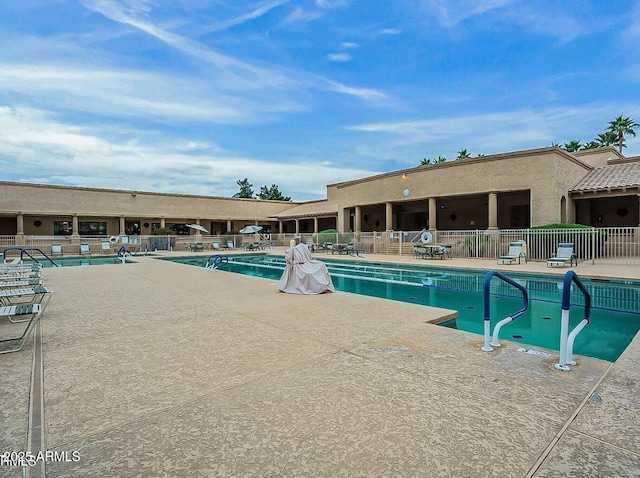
[163,254,640,362]
[23,256,135,267]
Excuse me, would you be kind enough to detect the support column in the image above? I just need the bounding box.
[119,216,125,235]
[355,206,362,233]
[160,217,166,228]
[313,217,319,234]
[226,219,232,232]
[15,214,25,246]
[428,198,437,231]
[295,218,300,235]
[72,214,80,237]
[385,202,393,231]
[278,220,283,233]
[488,192,498,230]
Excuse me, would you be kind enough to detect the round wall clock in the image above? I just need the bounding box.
[402,188,410,197]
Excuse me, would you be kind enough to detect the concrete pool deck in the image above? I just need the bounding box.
[1,252,639,477]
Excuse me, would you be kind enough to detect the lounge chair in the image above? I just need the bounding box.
[0,303,43,354]
[0,286,53,309]
[101,240,112,254]
[547,243,577,267]
[51,243,63,256]
[226,240,236,250]
[0,279,45,288]
[497,241,527,265]
[80,243,91,255]
[211,241,222,251]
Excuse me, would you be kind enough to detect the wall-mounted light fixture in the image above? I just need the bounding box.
[401,173,409,181]
[131,192,137,197]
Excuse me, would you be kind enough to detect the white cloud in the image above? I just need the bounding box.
[327,53,351,62]
[0,106,373,200]
[80,0,383,103]
[421,0,512,27]
[279,6,323,27]
[347,103,640,158]
[0,63,297,124]
[324,81,387,101]
[379,28,401,35]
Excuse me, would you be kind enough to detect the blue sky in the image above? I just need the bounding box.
[0,0,639,201]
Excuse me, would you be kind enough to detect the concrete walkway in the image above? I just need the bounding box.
[1,253,638,477]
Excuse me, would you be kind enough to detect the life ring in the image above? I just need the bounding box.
[420,231,433,244]
[109,236,118,244]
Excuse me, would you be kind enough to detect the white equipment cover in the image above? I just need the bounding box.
[278,244,335,295]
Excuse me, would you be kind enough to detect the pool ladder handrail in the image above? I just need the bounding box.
[482,270,529,352]
[2,247,59,267]
[205,255,228,270]
[148,241,173,252]
[555,271,592,372]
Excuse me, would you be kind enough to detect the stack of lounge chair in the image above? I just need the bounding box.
[0,262,53,354]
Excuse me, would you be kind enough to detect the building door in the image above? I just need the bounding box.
[510,205,530,229]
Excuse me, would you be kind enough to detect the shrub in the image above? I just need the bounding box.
[312,229,354,244]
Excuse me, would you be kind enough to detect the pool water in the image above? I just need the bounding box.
[163,254,640,362]
[22,256,134,267]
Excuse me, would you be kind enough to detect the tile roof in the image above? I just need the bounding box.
[273,201,338,219]
[570,162,640,192]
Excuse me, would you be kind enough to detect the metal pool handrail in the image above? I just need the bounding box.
[482,270,529,352]
[205,255,228,270]
[555,271,592,372]
[2,247,59,267]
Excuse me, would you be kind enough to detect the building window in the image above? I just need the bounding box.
[53,221,72,236]
[79,221,107,236]
[169,223,190,235]
[125,221,141,235]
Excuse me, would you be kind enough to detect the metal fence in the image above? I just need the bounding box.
[377,227,640,265]
[2,227,639,264]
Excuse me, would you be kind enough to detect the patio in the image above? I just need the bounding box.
[1,253,638,477]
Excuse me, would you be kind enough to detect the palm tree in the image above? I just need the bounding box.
[456,149,471,160]
[580,141,600,150]
[607,115,638,153]
[562,140,582,152]
[595,131,616,148]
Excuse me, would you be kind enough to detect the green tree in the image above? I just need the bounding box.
[455,149,471,160]
[420,156,446,165]
[580,141,600,150]
[562,140,582,152]
[258,184,291,201]
[596,131,616,147]
[233,178,254,198]
[607,115,638,153]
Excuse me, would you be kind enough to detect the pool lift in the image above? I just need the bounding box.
[481,270,529,352]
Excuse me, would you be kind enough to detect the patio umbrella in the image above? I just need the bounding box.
[185,224,209,234]
[239,225,263,234]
